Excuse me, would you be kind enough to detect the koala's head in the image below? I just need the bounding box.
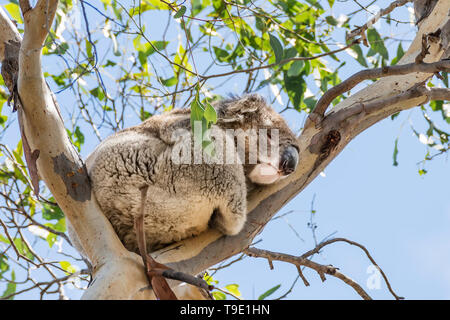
[215,94,299,185]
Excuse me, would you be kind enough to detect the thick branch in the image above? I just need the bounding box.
[308,60,450,125]
[1,2,155,300]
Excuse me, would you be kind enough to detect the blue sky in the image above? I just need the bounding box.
[0,0,449,300]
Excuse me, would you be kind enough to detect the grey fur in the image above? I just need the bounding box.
[70,94,299,255]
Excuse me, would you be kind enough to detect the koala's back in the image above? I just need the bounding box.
[86,120,246,253]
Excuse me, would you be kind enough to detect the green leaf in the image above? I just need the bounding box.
[203,272,218,285]
[269,34,283,64]
[203,103,217,124]
[73,126,85,150]
[0,114,7,127]
[13,238,34,260]
[86,39,93,61]
[46,233,57,248]
[224,284,241,297]
[305,0,323,9]
[441,71,449,88]
[287,60,304,77]
[350,44,368,67]
[13,140,24,167]
[391,112,400,120]
[104,60,117,67]
[191,0,205,16]
[367,28,389,60]
[4,3,23,24]
[325,16,338,26]
[212,291,226,300]
[46,218,66,233]
[1,270,16,300]
[60,261,77,274]
[147,41,168,54]
[258,284,281,300]
[0,99,7,128]
[42,203,65,221]
[130,0,168,14]
[140,107,152,121]
[213,46,230,62]
[393,138,399,166]
[283,47,297,60]
[49,43,69,55]
[190,98,205,128]
[255,17,266,31]
[0,254,9,277]
[0,234,9,244]
[430,100,443,112]
[173,5,186,18]
[284,72,306,110]
[304,96,317,111]
[391,43,404,65]
[90,87,105,101]
[134,37,169,66]
[161,77,178,87]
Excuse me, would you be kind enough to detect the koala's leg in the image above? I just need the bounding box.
[209,167,247,236]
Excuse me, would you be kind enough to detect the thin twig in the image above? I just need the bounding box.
[346,0,414,42]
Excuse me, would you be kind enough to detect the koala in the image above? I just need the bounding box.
[72,94,299,255]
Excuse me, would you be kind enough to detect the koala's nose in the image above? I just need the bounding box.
[280,145,299,175]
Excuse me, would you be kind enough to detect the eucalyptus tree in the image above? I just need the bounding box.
[0,0,448,299]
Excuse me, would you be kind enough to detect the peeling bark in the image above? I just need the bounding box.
[52,153,91,202]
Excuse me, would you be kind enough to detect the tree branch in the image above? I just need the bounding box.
[346,0,414,42]
[1,2,156,300]
[306,60,450,128]
[245,247,373,300]
[300,238,403,300]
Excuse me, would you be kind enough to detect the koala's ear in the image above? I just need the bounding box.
[228,94,265,114]
[216,94,267,124]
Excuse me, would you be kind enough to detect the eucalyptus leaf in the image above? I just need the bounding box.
[204,103,217,124]
[287,60,304,77]
[269,34,283,64]
[258,284,281,300]
[174,5,186,18]
[393,138,399,166]
[367,28,389,60]
[1,270,16,299]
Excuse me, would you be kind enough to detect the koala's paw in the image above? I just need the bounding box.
[209,208,246,236]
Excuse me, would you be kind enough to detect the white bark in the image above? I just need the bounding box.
[0,0,448,299]
[1,1,154,299]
